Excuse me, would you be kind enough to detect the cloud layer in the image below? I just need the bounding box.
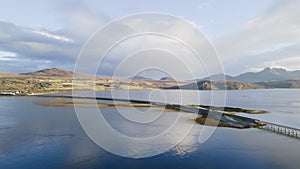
[216,0,300,74]
[0,1,107,73]
[0,0,300,78]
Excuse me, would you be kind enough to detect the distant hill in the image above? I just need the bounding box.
[160,76,176,81]
[0,73,20,77]
[130,76,154,81]
[256,79,300,88]
[20,68,75,77]
[19,68,96,79]
[202,67,300,83]
[202,73,235,81]
[235,67,300,83]
[166,80,265,90]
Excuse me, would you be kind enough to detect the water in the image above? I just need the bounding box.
[1,89,300,169]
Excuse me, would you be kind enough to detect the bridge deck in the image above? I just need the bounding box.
[259,122,300,139]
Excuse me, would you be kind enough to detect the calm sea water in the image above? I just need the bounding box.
[1,89,300,169]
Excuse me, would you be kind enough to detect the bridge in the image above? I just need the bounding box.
[259,122,300,139]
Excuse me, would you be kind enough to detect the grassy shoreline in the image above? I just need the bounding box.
[30,94,268,129]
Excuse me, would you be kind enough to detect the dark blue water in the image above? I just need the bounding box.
[1,89,300,169]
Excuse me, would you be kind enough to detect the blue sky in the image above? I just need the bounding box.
[0,0,299,78]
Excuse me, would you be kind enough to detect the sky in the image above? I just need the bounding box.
[0,0,299,78]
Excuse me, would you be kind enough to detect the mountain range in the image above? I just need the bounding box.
[202,67,300,83]
[130,67,300,84]
[1,67,300,95]
[166,67,300,90]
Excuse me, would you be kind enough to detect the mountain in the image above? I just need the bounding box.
[20,68,75,77]
[201,73,235,81]
[160,76,176,81]
[19,68,96,79]
[235,67,300,83]
[201,67,300,83]
[166,67,300,90]
[130,76,154,81]
[0,68,188,95]
[166,80,265,90]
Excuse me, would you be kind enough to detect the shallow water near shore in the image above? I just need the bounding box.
[1,89,300,169]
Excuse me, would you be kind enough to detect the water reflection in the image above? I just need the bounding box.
[1,89,300,168]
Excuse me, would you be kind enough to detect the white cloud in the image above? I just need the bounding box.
[250,55,300,72]
[0,51,16,57]
[74,14,223,79]
[215,1,300,74]
[57,0,109,42]
[0,2,108,73]
[0,51,17,61]
[31,30,74,43]
[2,0,299,77]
